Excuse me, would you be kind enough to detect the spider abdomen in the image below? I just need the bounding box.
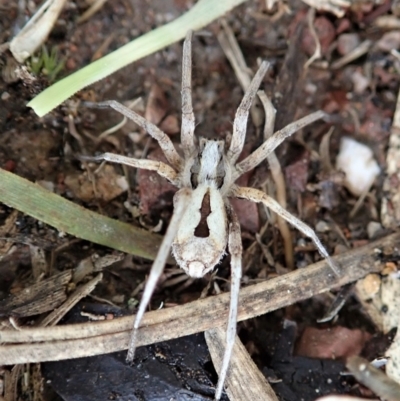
[171,184,228,278]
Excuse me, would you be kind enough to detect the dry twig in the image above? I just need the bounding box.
[331,40,372,70]
[1,231,395,365]
[41,273,103,326]
[218,20,294,270]
[206,327,279,401]
[303,8,321,70]
[381,79,400,228]
[347,356,400,401]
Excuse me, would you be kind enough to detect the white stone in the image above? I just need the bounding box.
[336,137,380,196]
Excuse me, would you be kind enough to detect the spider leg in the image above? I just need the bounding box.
[234,110,325,179]
[126,188,191,362]
[181,30,196,157]
[233,186,340,275]
[83,100,182,171]
[214,204,242,400]
[79,153,180,186]
[228,61,270,165]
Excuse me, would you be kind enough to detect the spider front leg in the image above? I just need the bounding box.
[83,100,183,171]
[79,153,180,186]
[233,186,340,275]
[127,187,191,362]
[214,204,242,400]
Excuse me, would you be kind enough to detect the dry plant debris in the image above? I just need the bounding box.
[382,79,400,228]
[0,232,394,361]
[1,0,400,400]
[65,164,128,203]
[206,327,279,401]
[316,397,379,401]
[347,356,400,401]
[10,0,68,62]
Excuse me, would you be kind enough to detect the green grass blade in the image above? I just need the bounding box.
[28,0,246,117]
[0,168,161,260]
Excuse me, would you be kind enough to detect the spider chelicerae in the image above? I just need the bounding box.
[82,30,339,400]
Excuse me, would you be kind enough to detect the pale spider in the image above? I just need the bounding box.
[83,30,339,400]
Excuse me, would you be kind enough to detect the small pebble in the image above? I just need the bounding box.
[361,273,381,297]
[316,220,330,233]
[351,69,370,94]
[1,91,10,100]
[376,31,400,52]
[128,132,142,143]
[336,137,380,196]
[36,180,55,192]
[367,221,382,239]
[337,33,360,55]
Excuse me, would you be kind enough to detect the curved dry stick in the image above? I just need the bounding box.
[218,22,294,269]
[347,356,400,401]
[206,327,279,401]
[258,90,294,270]
[1,231,394,364]
[180,30,196,157]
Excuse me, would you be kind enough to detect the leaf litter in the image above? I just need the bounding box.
[1,0,400,400]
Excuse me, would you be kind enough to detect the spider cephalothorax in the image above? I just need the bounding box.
[83,30,338,400]
[189,138,227,189]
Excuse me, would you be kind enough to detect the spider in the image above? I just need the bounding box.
[82,30,339,400]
